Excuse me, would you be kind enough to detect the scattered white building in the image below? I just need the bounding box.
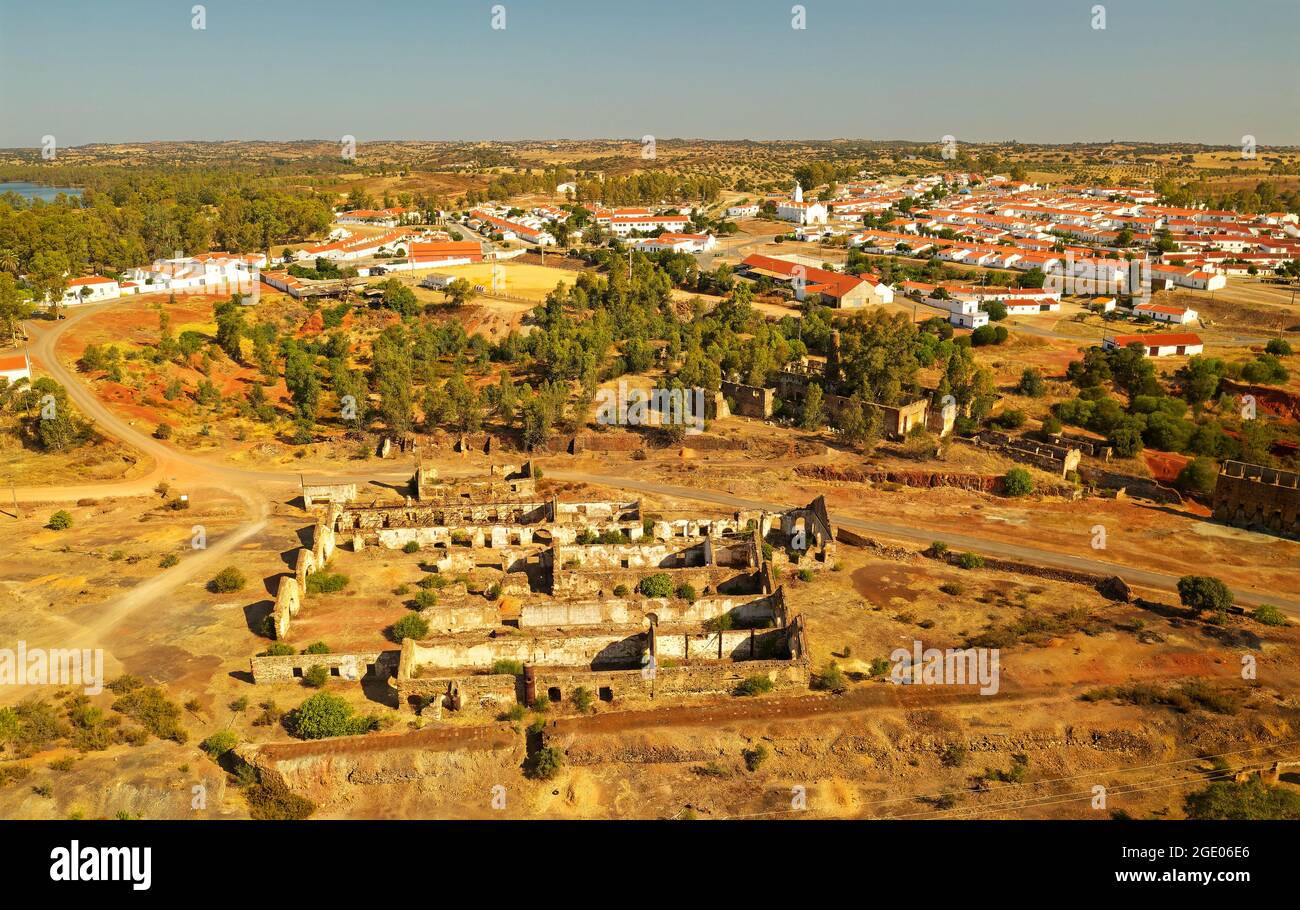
[61,276,120,304]
[1134,301,1198,324]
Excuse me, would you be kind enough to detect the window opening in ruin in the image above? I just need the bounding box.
[547,687,562,702]
[599,687,613,702]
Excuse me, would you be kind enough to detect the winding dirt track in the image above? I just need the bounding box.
[12,301,1300,627]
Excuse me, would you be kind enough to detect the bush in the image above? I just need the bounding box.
[813,661,846,692]
[939,582,964,596]
[1184,778,1300,820]
[524,746,564,780]
[612,584,629,596]
[258,642,294,657]
[796,568,814,583]
[1252,605,1289,627]
[1016,368,1047,397]
[302,665,329,688]
[742,744,768,772]
[1177,575,1233,618]
[491,659,524,676]
[153,422,173,439]
[46,510,73,531]
[302,642,330,654]
[1003,467,1034,497]
[402,540,420,554]
[1264,338,1293,357]
[111,686,187,743]
[412,590,438,610]
[571,687,594,714]
[305,571,348,595]
[209,567,246,594]
[390,613,430,642]
[956,552,985,570]
[675,583,697,601]
[200,730,238,758]
[940,744,968,768]
[290,692,375,740]
[1175,456,1217,495]
[929,541,949,557]
[158,553,179,568]
[638,573,673,598]
[735,675,774,697]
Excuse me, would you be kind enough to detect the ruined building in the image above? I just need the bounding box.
[1213,460,1300,538]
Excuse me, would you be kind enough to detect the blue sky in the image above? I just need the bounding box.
[2,0,1298,147]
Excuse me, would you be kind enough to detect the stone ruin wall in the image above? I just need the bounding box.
[1213,460,1300,537]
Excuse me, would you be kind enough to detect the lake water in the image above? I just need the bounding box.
[0,181,83,201]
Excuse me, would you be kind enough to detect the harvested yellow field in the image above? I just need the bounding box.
[437,261,580,301]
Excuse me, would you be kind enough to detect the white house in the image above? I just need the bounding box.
[634,233,717,254]
[607,215,690,237]
[726,203,759,218]
[1134,301,1197,324]
[0,351,31,384]
[1104,332,1204,357]
[61,276,120,304]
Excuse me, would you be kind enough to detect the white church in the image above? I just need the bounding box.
[776,182,828,225]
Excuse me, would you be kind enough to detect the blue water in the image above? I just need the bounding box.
[0,181,83,201]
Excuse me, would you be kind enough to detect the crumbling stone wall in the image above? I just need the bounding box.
[721,380,774,419]
[250,650,395,684]
[270,576,300,640]
[518,592,781,628]
[1213,460,1300,537]
[302,482,357,509]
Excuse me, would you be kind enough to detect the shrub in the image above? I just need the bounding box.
[571,687,594,714]
[813,661,846,692]
[929,541,949,557]
[290,692,375,740]
[209,567,246,594]
[1003,467,1034,497]
[956,552,985,570]
[412,590,438,610]
[392,584,410,596]
[258,642,294,657]
[153,422,173,439]
[612,584,629,597]
[402,541,420,554]
[1016,368,1047,397]
[524,746,564,780]
[491,659,524,676]
[704,611,735,632]
[1177,575,1233,618]
[1184,778,1300,820]
[390,613,429,642]
[305,571,348,595]
[1252,605,1289,627]
[796,568,814,583]
[735,675,774,697]
[675,583,697,601]
[486,582,502,601]
[46,510,73,531]
[302,665,329,688]
[1175,456,1217,495]
[1264,338,1293,357]
[111,687,188,743]
[939,582,964,596]
[638,573,673,598]
[200,730,238,758]
[742,744,768,772]
[158,553,179,568]
[940,744,968,768]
